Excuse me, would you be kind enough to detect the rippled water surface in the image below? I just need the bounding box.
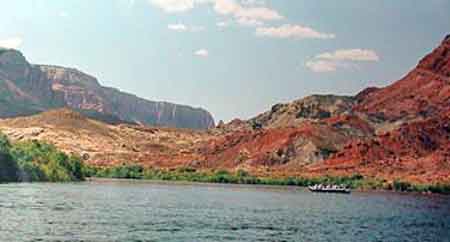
[1,180,450,242]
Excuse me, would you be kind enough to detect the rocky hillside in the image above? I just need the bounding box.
[0,108,212,168]
[251,95,356,128]
[1,36,449,184]
[0,49,214,129]
[316,35,450,183]
[355,35,450,126]
[203,35,450,183]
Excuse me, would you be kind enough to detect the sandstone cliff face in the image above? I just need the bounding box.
[0,49,58,118]
[0,50,214,129]
[39,65,215,129]
[0,50,56,107]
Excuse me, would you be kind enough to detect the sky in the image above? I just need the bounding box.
[0,0,449,122]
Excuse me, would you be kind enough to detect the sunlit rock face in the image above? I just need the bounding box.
[0,49,214,129]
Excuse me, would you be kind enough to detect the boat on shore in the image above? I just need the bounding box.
[308,184,351,194]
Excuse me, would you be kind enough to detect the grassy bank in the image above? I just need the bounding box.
[87,164,450,194]
[0,133,86,183]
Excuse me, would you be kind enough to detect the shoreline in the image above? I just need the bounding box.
[84,177,449,196]
[85,165,450,195]
[2,177,448,197]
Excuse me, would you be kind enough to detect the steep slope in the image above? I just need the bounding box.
[0,49,59,116]
[0,49,214,129]
[204,94,370,172]
[203,35,450,182]
[316,112,450,183]
[311,36,450,183]
[355,36,450,126]
[201,119,372,171]
[40,65,215,129]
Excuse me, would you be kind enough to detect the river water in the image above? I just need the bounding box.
[1,180,449,242]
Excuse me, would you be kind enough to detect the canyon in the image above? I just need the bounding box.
[1,35,449,184]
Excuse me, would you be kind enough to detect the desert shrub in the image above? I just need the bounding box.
[176,167,197,173]
[207,170,236,183]
[94,164,144,179]
[0,134,20,182]
[1,132,87,183]
[9,140,86,182]
[236,169,249,178]
[428,183,450,194]
[0,153,19,182]
[87,163,450,195]
[393,180,413,192]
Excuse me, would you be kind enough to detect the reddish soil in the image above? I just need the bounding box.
[1,36,450,184]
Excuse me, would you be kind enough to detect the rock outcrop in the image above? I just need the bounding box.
[0,50,214,129]
[251,95,356,128]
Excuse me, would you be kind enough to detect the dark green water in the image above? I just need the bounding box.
[1,180,449,242]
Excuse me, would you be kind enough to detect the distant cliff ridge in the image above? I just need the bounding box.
[0,50,214,129]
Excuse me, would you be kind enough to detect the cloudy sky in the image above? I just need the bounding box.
[1,0,449,122]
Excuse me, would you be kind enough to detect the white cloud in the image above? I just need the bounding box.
[305,60,338,73]
[0,37,23,49]
[236,17,263,26]
[149,0,196,13]
[168,23,188,31]
[213,0,283,26]
[149,0,283,26]
[316,49,380,61]
[168,23,205,32]
[256,24,335,39]
[306,49,379,73]
[213,0,240,15]
[194,49,209,57]
[241,0,265,6]
[233,6,283,21]
[216,21,230,28]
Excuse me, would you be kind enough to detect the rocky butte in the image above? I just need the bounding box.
[0,48,215,129]
[1,35,449,185]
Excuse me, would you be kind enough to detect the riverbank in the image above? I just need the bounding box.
[0,133,86,183]
[2,130,448,195]
[85,164,450,195]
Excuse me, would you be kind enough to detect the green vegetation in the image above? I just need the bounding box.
[2,130,448,194]
[389,180,450,194]
[88,164,450,194]
[0,132,86,183]
[92,165,369,188]
[0,133,19,182]
[0,48,8,56]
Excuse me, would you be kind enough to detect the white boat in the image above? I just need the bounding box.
[308,184,351,194]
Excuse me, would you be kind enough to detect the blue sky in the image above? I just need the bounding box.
[0,0,449,122]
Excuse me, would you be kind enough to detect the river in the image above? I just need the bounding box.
[1,180,449,242]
